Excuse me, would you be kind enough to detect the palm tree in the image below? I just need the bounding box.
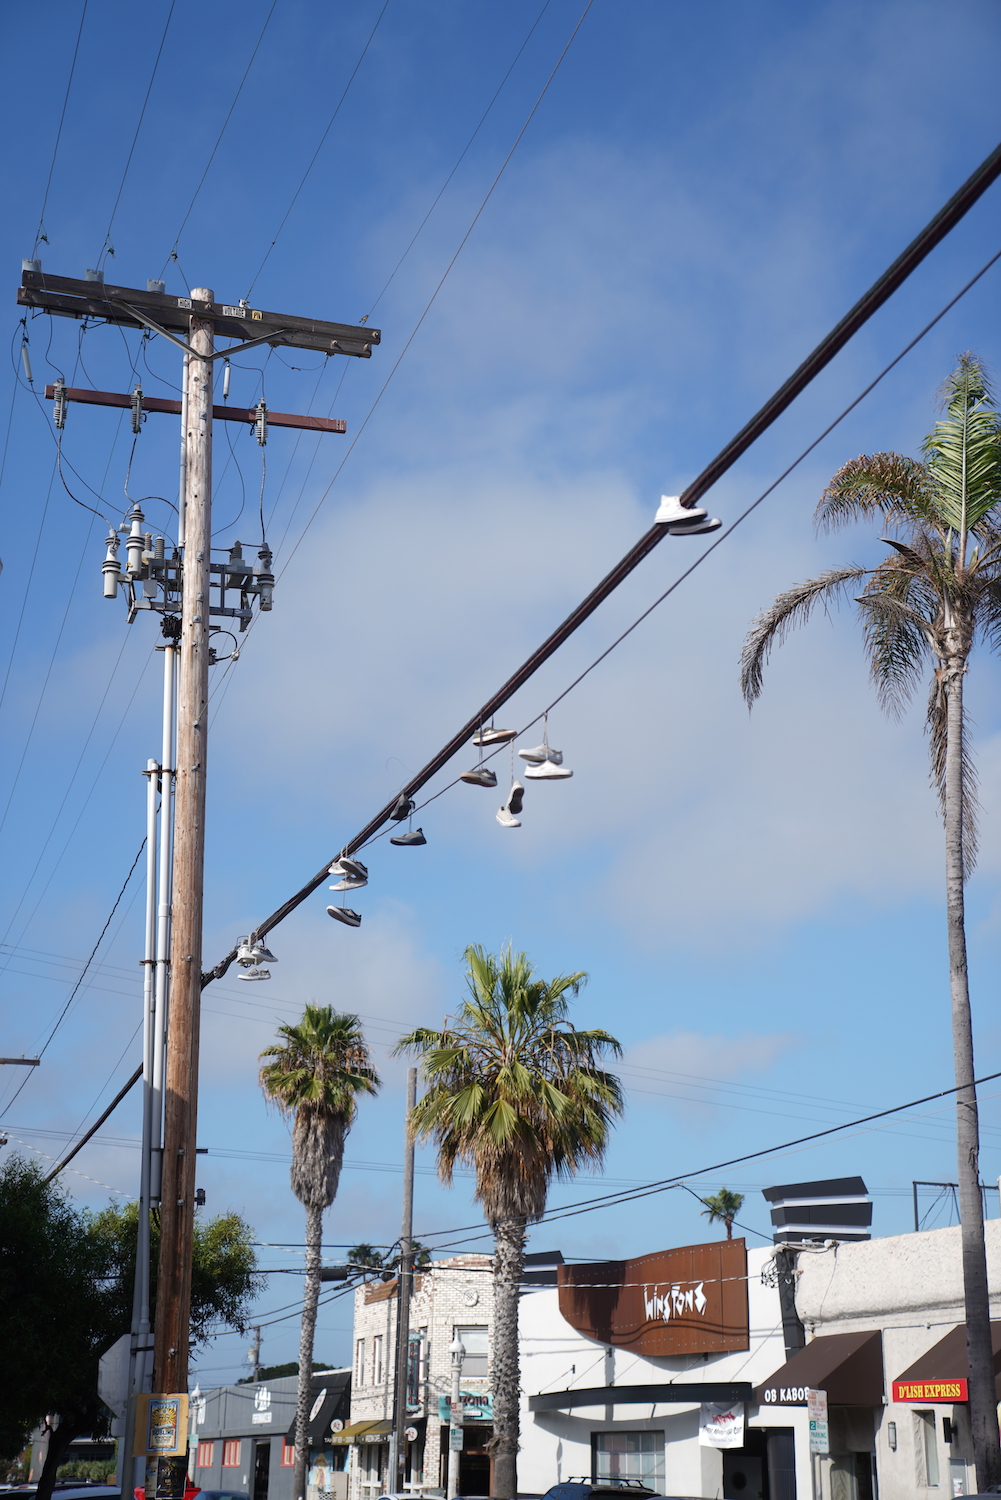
[741,353,1001,1489]
[260,1005,380,1500]
[396,944,624,1500]
[700,1187,745,1240]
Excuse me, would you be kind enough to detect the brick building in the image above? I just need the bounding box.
[344,1255,495,1500]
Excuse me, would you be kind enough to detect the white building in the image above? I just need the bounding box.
[518,1240,799,1500]
[342,1255,495,1500]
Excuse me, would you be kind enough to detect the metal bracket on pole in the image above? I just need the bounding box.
[113,302,291,362]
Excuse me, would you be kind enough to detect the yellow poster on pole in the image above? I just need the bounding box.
[132,1394,189,1457]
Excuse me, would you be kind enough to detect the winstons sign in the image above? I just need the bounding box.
[557,1239,749,1356]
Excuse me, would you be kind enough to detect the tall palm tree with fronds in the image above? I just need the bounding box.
[260,1006,380,1500]
[741,353,1001,1489]
[396,945,623,1500]
[700,1187,745,1240]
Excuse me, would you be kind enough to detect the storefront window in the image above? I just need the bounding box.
[917,1412,940,1486]
[593,1432,665,1486]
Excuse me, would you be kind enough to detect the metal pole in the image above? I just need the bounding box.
[447,1341,464,1500]
[153,291,213,1441]
[391,1069,418,1493]
[119,755,160,1494]
[151,638,177,1203]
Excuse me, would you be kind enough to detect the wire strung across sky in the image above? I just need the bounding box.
[201,139,1001,985]
[0,838,146,1121]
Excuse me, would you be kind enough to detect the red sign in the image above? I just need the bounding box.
[892,1379,968,1403]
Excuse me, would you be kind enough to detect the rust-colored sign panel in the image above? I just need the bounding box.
[557,1238,749,1356]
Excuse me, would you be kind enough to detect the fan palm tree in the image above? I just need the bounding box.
[260,1006,380,1500]
[741,353,1001,1489]
[700,1187,745,1240]
[396,944,623,1500]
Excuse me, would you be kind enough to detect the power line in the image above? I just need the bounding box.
[0,840,146,1121]
[364,0,554,319]
[408,1068,1001,1250]
[202,140,1001,985]
[96,0,178,267]
[159,0,279,278]
[32,0,90,255]
[243,0,392,299]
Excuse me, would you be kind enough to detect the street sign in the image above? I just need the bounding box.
[449,1426,463,1453]
[807,1388,829,1454]
[98,1333,131,1418]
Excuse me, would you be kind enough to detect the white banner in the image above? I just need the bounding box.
[699,1402,745,1449]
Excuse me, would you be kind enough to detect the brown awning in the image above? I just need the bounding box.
[755,1330,883,1407]
[891,1323,1001,1403]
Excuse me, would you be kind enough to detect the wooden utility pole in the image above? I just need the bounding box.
[151,293,213,1451]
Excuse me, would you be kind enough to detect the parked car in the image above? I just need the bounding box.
[541,1482,665,1500]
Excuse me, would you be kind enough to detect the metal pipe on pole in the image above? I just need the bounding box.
[151,637,177,1202]
[390,1068,418,1493]
[152,293,213,1453]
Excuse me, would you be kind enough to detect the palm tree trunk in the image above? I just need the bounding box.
[944,661,1001,1490]
[490,1216,527,1500]
[295,1202,323,1500]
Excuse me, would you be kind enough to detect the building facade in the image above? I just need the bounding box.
[345,1255,495,1500]
[189,1370,351,1500]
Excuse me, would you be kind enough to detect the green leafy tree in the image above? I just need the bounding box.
[0,1157,261,1500]
[260,1005,379,1500]
[346,1243,385,1277]
[397,944,624,1500]
[741,353,1001,1489]
[700,1187,745,1240]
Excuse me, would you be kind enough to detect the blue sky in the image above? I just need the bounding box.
[1,0,1001,1384]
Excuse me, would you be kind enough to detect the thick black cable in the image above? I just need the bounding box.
[32,0,89,255]
[159,0,279,276]
[97,0,177,267]
[42,1064,143,1183]
[202,140,1001,985]
[243,0,392,300]
[0,840,146,1121]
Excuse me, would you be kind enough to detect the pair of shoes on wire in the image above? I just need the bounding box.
[474,722,516,747]
[655,494,721,535]
[520,714,573,780]
[388,790,427,845]
[327,854,368,927]
[497,780,525,828]
[239,965,271,981]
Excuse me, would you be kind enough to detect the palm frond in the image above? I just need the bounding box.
[926,672,979,879]
[855,561,935,716]
[924,353,1001,535]
[817,452,936,532]
[741,566,869,705]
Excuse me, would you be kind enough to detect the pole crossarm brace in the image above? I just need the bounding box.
[201,134,1001,989]
[18,270,380,359]
[113,301,288,362]
[43,384,346,434]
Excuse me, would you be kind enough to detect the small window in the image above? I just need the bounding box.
[222,1439,241,1469]
[593,1431,665,1487]
[455,1325,489,1378]
[373,1334,384,1384]
[918,1412,940,1487]
[281,1442,295,1468]
[196,1442,214,1469]
[355,1338,366,1384]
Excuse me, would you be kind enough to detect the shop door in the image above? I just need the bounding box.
[765,1431,795,1500]
[723,1454,764,1500]
[253,1442,270,1500]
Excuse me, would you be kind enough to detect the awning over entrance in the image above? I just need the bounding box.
[529,1382,753,1413]
[892,1323,1001,1403]
[330,1419,393,1446]
[755,1330,883,1407]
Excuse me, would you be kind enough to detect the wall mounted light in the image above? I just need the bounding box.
[887,1422,897,1451]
